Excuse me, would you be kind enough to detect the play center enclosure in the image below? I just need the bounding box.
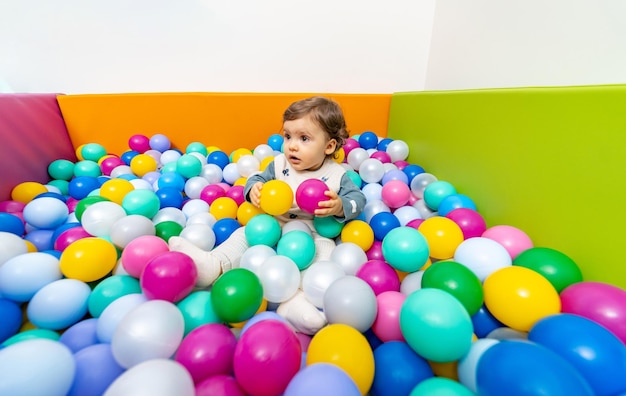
[3,84,624,289]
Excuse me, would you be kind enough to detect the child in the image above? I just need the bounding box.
[169,96,366,334]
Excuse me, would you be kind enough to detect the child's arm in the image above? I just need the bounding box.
[244,161,276,207]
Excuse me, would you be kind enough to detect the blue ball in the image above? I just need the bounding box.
[284,363,361,396]
[59,318,99,354]
[157,171,186,191]
[0,299,22,343]
[50,222,81,247]
[155,187,184,209]
[120,150,140,165]
[24,229,55,251]
[471,305,503,338]
[402,164,425,184]
[437,193,477,217]
[34,192,67,202]
[267,134,284,152]
[0,213,25,236]
[381,169,409,185]
[207,150,231,169]
[377,138,393,152]
[369,211,401,241]
[372,341,434,396]
[68,176,101,200]
[213,218,241,246]
[68,343,124,396]
[358,131,379,150]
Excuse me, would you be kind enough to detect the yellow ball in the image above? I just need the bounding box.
[259,180,293,216]
[130,153,158,177]
[234,177,247,187]
[206,145,221,154]
[75,144,86,161]
[306,323,375,395]
[260,156,274,171]
[24,240,38,253]
[60,237,118,282]
[483,266,561,332]
[333,147,345,164]
[237,202,265,226]
[230,148,253,163]
[341,220,374,252]
[11,182,48,204]
[99,178,135,205]
[210,196,239,220]
[418,216,464,260]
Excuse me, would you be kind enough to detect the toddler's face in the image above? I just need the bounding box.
[283,115,336,171]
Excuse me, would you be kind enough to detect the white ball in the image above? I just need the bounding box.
[359,158,385,184]
[347,147,369,169]
[323,275,377,332]
[393,205,422,226]
[222,163,240,185]
[257,255,300,303]
[81,201,127,237]
[179,224,215,251]
[363,199,391,223]
[129,178,153,191]
[201,164,223,185]
[185,212,217,228]
[160,150,182,165]
[253,144,274,162]
[454,237,512,281]
[236,155,260,178]
[183,176,210,199]
[386,140,410,162]
[23,197,69,229]
[301,260,346,308]
[181,199,210,219]
[281,220,312,236]
[240,245,276,274]
[110,215,156,248]
[400,270,424,295]
[152,208,186,227]
[0,232,28,265]
[110,165,133,178]
[330,242,368,276]
[410,173,438,199]
[361,182,383,203]
[104,359,194,396]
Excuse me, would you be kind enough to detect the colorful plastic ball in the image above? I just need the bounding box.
[111,299,185,368]
[295,179,329,214]
[381,169,409,186]
[27,278,91,330]
[445,208,486,239]
[356,259,401,295]
[0,231,28,265]
[393,206,421,227]
[453,237,512,281]
[331,242,368,275]
[313,215,344,238]
[560,281,626,344]
[409,173,438,199]
[176,290,221,335]
[175,154,202,179]
[95,293,147,343]
[88,275,141,318]
[23,228,53,251]
[457,338,499,393]
[301,260,346,308]
[276,230,316,270]
[154,220,183,241]
[369,211,401,241]
[154,186,183,209]
[148,133,171,152]
[0,298,22,343]
[370,150,391,164]
[0,251,62,302]
[109,214,156,248]
[422,261,483,316]
[422,180,456,211]
[67,177,99,200]
[209,196,239,220]
[244,213,281,247]
[175,323,237,384]
[411,377,474,396]
[476,340,594,396]
[47,159,75,181]
[258,180,293,216]
[236,201,264,226]
[1,328,60,347]
[233,319,301,396]
[57,317,98,354]
[437,193,477,217]
[385,140,409,162]
[99,156,125,176]
[157,171,185,191]
[470,305,503,338]
[60,237,118,282]
[141,251,197,302]
[68,343,125,396]
[401,164,424,183]
[256,255,301,303]
[284,363,360,396]
[513,247,583,293]
[211,268,263,323]
[482,224,533,260]
[380,180,411,209]
[483,266,561,332]
[128,134,150,153]
[80,201,127,237]
[105,359,194,396]
[195,374,246,396]
[400,288,473,362]
[346,170,363,188]
[73,160,102,177]
[341,219,374,252]
[372,341,434,396]
[306,323,375,395]
[120,235,169,277]
[207,150,230,169]
[0,339,76,396]
[381,226,429,272]
[371,291,406,342]
[11,181,48,204]
[0,212,25,236]
[120,189,159,218]
[358,158,385,184]
[129,153,157,177]
[212,218,241,245]
[358,131,378,150]
[418,216,464,260]
[324,275,378,332]
[79,143,106,162]
[266,133,283,151]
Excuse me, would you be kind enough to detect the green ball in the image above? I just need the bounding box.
[276,230,316,270]
[161,162,177,174]
[346,170,362,188]
[48,159,76,181]
[210,268,263,324]
[2,329,60,347]
[177,290,221,335]
[88,275,142,317]
[313,215,344,238]
[382,226,430,272]
[176,154,202,178]
[81,143,107,162]
[422,261,484,316]
[122,189,161,218]
[186,142,208,156]
[513,247,583,293]
[74,196,110,222]
[48,179,70,196]
[410,377,475,396]
[245,214,282,247]
[423,180,457,211]
[73,160,102,177]
[155,221,183,242]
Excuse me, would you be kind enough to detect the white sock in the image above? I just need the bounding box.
[313,234,336,261]
[277,289,327,335]
[168,236,225,287]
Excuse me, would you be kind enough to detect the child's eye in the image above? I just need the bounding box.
[284,133,291,140]
[301,136,309,142]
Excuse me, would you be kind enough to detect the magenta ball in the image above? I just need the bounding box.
[342,138,360,157]
[121,235,170,278]
[381,180,411,209]
[445,208,486,239]
[372,291,407,342]
[128,134,151,153]
[200,184,227,205]
[100,156,125,176]
[366,240,384,261]
[54,226,91,251]
[196,375,247,396]
[295,179,330,214]
[175,323,238,384]
[406,218,424,230]
[233,320,301,396]
[140,251,198,302]
[356,259,401,295]
[226,185,245,206]
[370,151,391,163]
[561,281,626,344]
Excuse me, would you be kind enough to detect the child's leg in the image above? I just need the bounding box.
[168,227,249,287]
[277,234,336,335]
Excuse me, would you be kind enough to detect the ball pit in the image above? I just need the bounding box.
[1,129,625,395]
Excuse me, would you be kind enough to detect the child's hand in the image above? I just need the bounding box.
[314,190,344,217]
[250,182,263,207]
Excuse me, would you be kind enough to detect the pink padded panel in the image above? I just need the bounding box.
[0,94,76,201]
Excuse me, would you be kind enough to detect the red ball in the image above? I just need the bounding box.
[295,179,330,214]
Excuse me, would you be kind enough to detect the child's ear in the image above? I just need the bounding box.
[325,139,337,155]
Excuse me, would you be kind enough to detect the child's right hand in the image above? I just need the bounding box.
[249,182,263,207]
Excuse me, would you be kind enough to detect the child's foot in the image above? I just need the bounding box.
[168,236,222,287]
[277,290,327,335]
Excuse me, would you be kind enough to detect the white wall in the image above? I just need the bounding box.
[425,0,626,90]
[0,0,435,94]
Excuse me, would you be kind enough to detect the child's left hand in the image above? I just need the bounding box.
[314,190,344,217]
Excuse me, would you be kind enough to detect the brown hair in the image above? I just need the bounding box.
[283,96,349,154]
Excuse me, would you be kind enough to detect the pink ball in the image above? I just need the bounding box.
[66,197,79,213]
[233,320,301,396]
[356,259,401,295]
[121,235,170,278]
[370,151,391,163]
[561,281,626,344]
[54,226,91,251]
[141,251,198,302]
[381,180,410,209]
[406,218,424,230]
[175,323,238,384]
[128,134,151,153]
[0,200,25,213]
[445,208,486,239]
[342,138,360,158]
[226,185,245,206]
[366,240,384,261]
[295,332,312,352]
[482,224,533,259]
[200,184,227,205]
[408,192,420,205]
[100,156,125,176]
[371,291,406,342]
[295,179,330,214]
[196,375,246,396]
[394,160,410,170]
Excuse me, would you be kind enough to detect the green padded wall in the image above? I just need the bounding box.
[388,85,626,289]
